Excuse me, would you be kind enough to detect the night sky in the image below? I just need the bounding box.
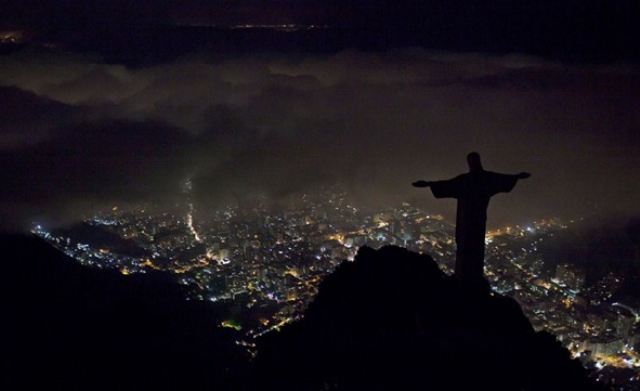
[1,0,639,232]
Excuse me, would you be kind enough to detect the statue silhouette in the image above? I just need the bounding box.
[413,152,530,286]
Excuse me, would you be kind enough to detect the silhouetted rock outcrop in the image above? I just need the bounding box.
[251,246,603,391]
[0,234,245,391]
[0,236,608,390]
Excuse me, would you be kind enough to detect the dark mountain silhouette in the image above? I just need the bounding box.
[1,235,610,390]
[0,234,246,391]
[250,246,604,391]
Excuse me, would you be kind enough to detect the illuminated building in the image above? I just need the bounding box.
[556,263,586,290]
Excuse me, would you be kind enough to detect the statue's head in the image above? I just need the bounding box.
[467,152,483,172]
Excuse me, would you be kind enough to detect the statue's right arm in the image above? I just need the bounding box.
[412,180,432,188]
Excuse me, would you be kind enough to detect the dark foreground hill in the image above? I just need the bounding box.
[1,236,607,391]
[251,246,604,391]
[0,234,245,391]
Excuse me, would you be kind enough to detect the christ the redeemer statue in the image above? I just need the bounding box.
[413,152,530,286]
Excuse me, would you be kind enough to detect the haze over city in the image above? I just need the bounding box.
[0,50,639,229]
[1,1,639,232]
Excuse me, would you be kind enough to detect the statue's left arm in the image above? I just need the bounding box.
[488,171,531,195]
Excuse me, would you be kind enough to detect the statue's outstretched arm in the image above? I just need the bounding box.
[517,172,531,179]
[412,180,432,188]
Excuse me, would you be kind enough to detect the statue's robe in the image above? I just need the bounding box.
[430,170,520,284]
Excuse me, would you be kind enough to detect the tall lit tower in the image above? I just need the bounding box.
[182,178,202,243]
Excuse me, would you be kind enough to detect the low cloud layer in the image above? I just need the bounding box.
[1,50,639,231]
